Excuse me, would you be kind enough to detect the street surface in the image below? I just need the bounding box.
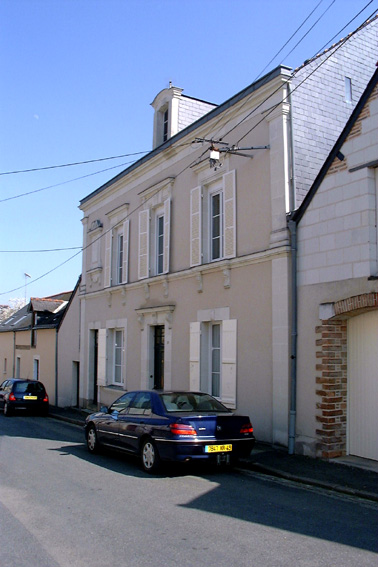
[0,415,377,567]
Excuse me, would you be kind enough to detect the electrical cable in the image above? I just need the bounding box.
[0,247,82,253]
[0,151,149,176]
[0,158,138,203]
[255,0,326,81]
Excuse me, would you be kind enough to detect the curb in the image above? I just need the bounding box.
[242,462,378,503]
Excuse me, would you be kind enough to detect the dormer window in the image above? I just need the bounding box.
[151,84,217,149]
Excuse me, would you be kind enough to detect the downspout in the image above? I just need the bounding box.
[55,328,59,407]
[288,219,298,454]
[12,331,16,376]
[287,82,298,455]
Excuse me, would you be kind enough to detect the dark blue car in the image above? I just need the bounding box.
[84,390,255,473]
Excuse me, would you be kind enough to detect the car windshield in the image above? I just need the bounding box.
[160,392,231,413]
[13,381,45,394]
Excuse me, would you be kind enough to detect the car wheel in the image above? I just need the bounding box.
[87,425,99,453]
[141,438,160,473]
[4,402,13,417]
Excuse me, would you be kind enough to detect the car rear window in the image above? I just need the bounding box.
[160,393,231,413]
[13,381,45,394]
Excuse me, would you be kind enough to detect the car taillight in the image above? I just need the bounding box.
[170,423,197,436]
[43,394,49,403]
[8,393,16,402]
[240,423,253,434]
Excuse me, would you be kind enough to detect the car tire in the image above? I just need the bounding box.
[4,402,13,417]
[86,425,100,454]
[141,438,160,474]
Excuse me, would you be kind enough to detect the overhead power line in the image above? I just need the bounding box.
[0,247,82,253]
[0,151,149,176]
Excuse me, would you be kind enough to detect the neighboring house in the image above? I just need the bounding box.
[291,68,378,462]
[78,18,377,453]
[0,277,81,407]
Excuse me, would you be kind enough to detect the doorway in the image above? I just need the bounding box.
[153,325,165,390]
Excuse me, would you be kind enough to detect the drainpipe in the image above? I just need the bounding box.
[12,331,16,376]
[287,82,297,455]
[288,219,298,455]
[55,328,59,407]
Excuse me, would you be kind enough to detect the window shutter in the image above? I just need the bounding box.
[189,322,201,391]
[223,170,236,258]
[138,210,150,280]
[97,329,107,387]
[190,186,202,267]
[122,220,129,284]
[221,319,237,407]
[163,198,170,274]
[104,230,112,288]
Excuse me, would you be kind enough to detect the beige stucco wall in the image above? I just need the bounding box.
[0,331,15,380]
[57,286,81,407]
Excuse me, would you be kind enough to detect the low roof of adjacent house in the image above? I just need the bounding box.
[0,291,73,332]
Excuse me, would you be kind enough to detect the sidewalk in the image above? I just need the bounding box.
[49,405,378,502]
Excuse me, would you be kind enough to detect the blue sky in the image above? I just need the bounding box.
[1,0,376,304]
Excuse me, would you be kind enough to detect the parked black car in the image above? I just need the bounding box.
[85,390,255,473]
[0,379,49,416]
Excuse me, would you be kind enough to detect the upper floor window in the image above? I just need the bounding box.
[116,233,124,284]
[156,213,165,274]
[138,198,171,279]
[190,170,236,266]
[210,190,223,261]
[104,220,129,288]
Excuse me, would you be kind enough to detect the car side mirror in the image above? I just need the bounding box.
[100,405,108,413]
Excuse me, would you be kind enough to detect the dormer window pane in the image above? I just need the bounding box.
[163,109,169,141]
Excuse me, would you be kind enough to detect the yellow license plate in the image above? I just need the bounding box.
[24,396,38,400]
[205,444,232,453]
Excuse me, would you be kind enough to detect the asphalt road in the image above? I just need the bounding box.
[0,414,377,567]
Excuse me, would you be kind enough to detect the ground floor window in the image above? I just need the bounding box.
[211,323,221,397]
[33,358,40,380]
[113,330,124,385]
[190,314,237,407]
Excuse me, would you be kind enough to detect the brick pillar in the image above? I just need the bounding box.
[315,320,347,459]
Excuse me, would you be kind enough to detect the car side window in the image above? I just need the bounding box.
[110,392,134,414]
[129,393,152,416]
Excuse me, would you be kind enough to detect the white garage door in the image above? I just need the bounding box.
[348,311,378,461]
